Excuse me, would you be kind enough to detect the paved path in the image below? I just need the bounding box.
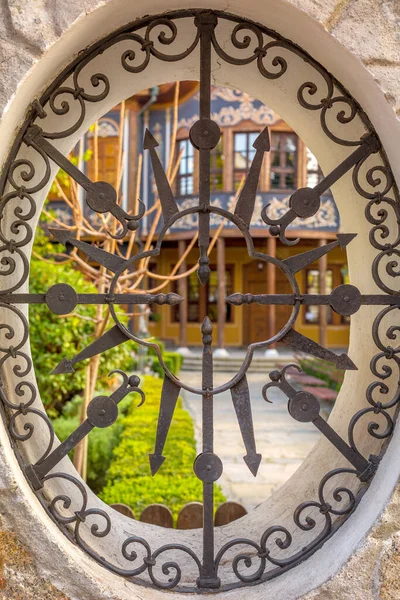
[182,371,323,511]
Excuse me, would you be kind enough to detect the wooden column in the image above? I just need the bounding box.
[267,236,277,345]
[178,240,188,349]
[128,101,140,214]
[217,237,226,350]
[319,238,328,348]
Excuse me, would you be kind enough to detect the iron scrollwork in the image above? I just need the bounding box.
[0,8,398,593]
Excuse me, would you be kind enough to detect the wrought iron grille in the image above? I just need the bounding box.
[0,9,399,593]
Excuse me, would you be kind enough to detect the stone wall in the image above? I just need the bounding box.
[0,1,399,119]
[305,487,400,600]
[0,1,399,599]
[0,519,69,600]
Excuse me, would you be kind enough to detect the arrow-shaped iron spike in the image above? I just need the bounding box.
[313,133,380,196]
[282,233,357,275]
[234,127,270,228]
[149,376,181,476]
[266,369,373,477]
[144,129,179,223]
[281,328,357,370]
[26,127,141,239]
[262,134,379,245]
[25,371,143,489]
[52,324,129,374]
[50,228,128,274]
[230,376,262,476]
[25,126,95,193]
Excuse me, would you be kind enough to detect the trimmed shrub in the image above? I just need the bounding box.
[52,392,136,493]
[100,376,226,520]
[29,230,133,413]
[151,351,183,378]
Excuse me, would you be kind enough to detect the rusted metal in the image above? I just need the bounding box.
[26,371,144,490]
[0,8,398,594]
[261,134,380,244]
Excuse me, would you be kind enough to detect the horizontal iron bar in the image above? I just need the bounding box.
[227,293,400,306]
[1,292,398,308]
[0,293,182,305]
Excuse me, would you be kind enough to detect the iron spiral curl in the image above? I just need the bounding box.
[0,8,398,593]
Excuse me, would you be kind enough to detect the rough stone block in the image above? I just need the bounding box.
[46,0,109,37]
[330,0,400,63]
[7,0,57,52]
[286,0,340,23]
[0,38,36,117]
[304,487,400,600]
[0,521,70,599]
[380,532,400,600]
[367,65,400,118]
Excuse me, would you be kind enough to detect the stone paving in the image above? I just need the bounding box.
[182,371,323,511]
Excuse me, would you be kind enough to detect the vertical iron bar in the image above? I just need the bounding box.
[202,317,213,453]
[195,13,218,285]
[178,239,188,349]
[216,237,226,350]
[319,238,328,348]
[198,13,213,122]
[267,236,277,346]
[196,316,220,588]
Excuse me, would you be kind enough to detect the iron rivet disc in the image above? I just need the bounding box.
[288,391,320,423]
[194,452,223,482]
[330,284,362,316]
[87,396,118,428]
[86,181,117,213]
[189,119,220,149]
[270,225,280,236]
[290,187,320,218]
[45,283,78,315]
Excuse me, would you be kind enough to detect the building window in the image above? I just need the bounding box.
[306,147,324,188]
[173,265,234,323]
[270,132,297,190]
[176,138,194,196]
[210,136,224,192]
[233,131,259,190]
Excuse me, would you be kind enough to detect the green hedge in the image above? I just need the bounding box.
[100,376,226,520]
[29,228,133,414]
[52,393,135,493]
[151,351,183,378]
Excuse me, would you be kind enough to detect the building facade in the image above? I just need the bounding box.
[63,82,350,348]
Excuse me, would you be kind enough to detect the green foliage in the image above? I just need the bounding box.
[151,351,183,377]
[29,226,133,413]
[100,376,226,520]
[52,392,135,493]
[298,356,344,392]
